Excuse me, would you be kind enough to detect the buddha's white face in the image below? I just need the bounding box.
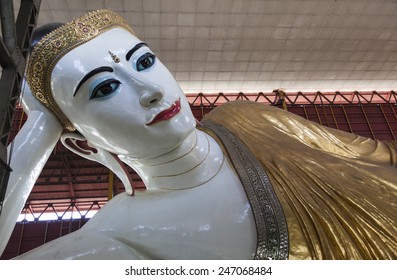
[51,28,196,158]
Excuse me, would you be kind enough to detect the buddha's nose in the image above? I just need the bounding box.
[139,88,164,107]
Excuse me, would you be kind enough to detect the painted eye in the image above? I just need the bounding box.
[136,53,155,71]
[90,79,121,99]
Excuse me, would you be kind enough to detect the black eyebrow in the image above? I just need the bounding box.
[73,66,114,97]
[126,42,148,61]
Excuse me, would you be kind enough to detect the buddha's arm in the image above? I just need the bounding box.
[0,94,62,255]
[276,109,397,166]
[206,101,397,167]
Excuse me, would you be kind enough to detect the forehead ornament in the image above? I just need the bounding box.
[26,9,135,131]
[108,50,120,63]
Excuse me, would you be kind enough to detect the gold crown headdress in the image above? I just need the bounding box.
[26,10,135,131]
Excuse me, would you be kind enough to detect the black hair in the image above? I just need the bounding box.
[30,22,64,52]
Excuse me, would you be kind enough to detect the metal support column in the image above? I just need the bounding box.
[0,0,41,215]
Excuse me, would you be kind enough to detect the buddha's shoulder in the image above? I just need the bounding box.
[204,100,285,121]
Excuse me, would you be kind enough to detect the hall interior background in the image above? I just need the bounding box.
[1,0,397,259]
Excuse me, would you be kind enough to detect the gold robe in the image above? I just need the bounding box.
[202,100,397,260]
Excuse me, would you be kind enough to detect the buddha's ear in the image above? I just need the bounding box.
[61,132,134,195]
[60,132,97,156]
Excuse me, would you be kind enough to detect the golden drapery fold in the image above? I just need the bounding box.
[203,101,397,260]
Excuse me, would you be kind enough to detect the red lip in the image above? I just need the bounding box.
[146,99,181,126]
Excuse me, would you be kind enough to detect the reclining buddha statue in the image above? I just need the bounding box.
[0,10,396,260]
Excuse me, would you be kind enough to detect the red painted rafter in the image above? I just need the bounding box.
[185,91,397,107]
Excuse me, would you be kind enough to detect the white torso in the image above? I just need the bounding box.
[16,131,257,259]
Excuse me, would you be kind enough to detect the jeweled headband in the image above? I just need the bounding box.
[26,9,135,131]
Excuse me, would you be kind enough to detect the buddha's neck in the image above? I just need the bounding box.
[119,130,224,190]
